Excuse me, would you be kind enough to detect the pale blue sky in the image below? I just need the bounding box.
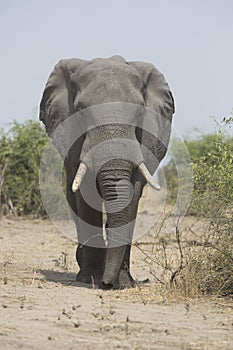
[1,0,232,136]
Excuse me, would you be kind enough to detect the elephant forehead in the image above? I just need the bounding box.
[72,61,145,109]
[78,60,142,85]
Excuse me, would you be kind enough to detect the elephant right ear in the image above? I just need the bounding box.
[143,64,175,121]
[130,61,175,119]
[39,59,86,137]
[129,61,175,174]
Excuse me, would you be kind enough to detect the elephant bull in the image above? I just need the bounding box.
[39,55,175,289]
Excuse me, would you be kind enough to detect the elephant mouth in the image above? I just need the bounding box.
[72,161,160,193]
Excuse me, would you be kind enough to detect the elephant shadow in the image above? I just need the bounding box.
[39,269,150,289]
[39,269,95,289]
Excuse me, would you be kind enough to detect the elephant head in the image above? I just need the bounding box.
[39,55,175,289]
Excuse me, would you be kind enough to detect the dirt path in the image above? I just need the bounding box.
[0,217,233,350]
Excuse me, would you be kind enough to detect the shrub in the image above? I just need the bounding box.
[164,129,233,213]
[188,119,233,295]
[163,118,233,296]
[0,120,48,216]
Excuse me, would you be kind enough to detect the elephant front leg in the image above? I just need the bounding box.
[118,244,136,288]
[76,245,106,285]
[74,189,106,286]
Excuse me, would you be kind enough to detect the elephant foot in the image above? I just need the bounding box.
[76,268,103,286]
[101,269,136,290]
[118,269,136,289]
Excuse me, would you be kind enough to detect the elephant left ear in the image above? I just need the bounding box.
[130,61,175,173]
[39,58,87,137]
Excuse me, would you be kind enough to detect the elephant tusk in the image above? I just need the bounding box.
[139,163,160,190]
[72,162,87,193]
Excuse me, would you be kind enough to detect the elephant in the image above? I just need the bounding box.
[39,55,175,289]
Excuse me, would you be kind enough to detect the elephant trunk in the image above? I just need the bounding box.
[97,160,134,288]
[101,246,126,289]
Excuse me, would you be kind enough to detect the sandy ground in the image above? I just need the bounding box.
[0,216,233,350]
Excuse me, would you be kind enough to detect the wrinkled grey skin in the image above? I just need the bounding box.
[40,55,175,289]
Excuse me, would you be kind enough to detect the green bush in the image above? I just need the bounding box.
[0,120,48,216]
[190,121,233,295]
[164,128,233,214]
[191,131,233,215]
[164,118,233,296]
